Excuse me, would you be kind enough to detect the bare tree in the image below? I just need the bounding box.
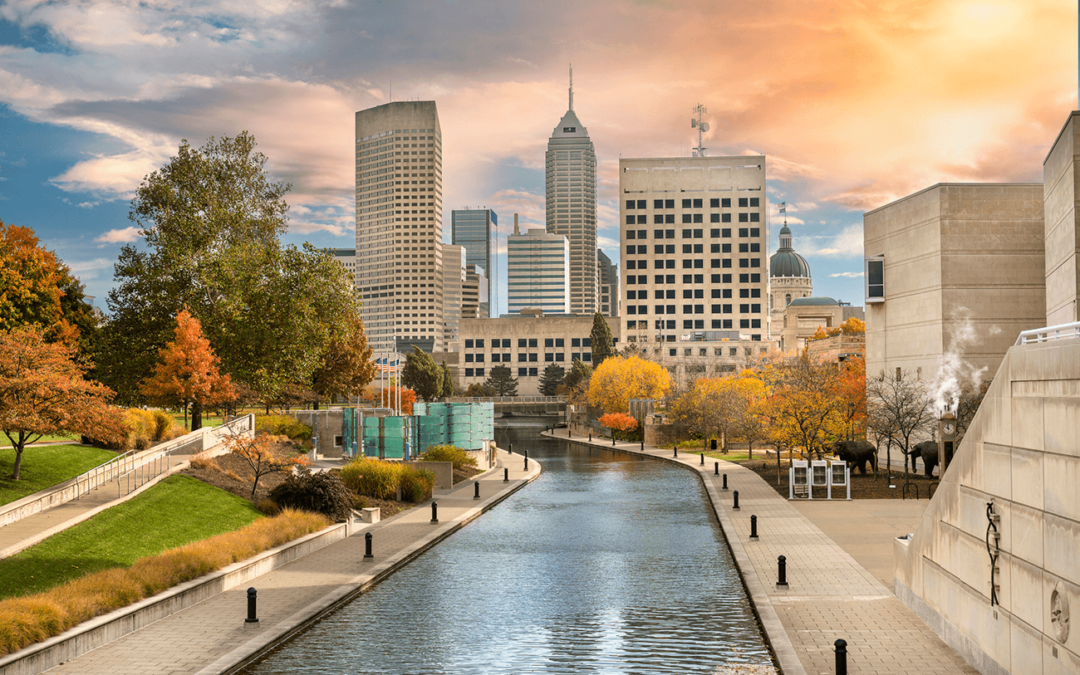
[867,369,935,476]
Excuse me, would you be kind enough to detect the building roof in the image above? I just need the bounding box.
[551,109,589,139]
[769,224,811,279]
[789,296,839,307]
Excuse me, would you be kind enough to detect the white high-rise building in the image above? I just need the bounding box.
[620,155,770,346]
[354,101,444,353]
[442,244,465,350]
[507,217,570,314]
[546,67,598,316]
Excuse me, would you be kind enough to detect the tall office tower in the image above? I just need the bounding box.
[355,101,444,354]
[451,208,498,314]
[507,216,570,314]
[597,248,619,317]
[442,244,465,350]
[545,67,598,315]
[619,156,769,345]
[462,264,489,319]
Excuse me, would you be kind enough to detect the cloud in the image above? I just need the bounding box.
[76,201,99,209]
[65,257,113,279]
[94,226,141,243]
[830,271,864,278]
[798,224,863,258]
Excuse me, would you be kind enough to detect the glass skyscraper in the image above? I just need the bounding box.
[451,208,497,315]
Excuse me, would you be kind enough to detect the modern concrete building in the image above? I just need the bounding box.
[863,183,1046,382]
[462,264,488,319]
[506,220,569,315]
[546,68,598,316]
[442,244,465,350]
[451,208,497,312]
[355,101,444,353]
[777,297,863,353]
[769,223,813,338]
[328,248,357,286]
[1043,112,1080,326]
[597,248,619,318]
[453,313,619,395]
[619,155,770,348]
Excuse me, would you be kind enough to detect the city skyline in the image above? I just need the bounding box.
[0,1,1075,310]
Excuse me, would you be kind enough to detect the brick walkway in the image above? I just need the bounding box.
[552,432,977,675]
[35,450,538,675]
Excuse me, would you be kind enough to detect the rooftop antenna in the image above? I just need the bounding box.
[691,103,709,156]
[569,64,574,111]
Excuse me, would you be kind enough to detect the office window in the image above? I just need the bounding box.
[529,338,537,348]
[740,304,750,313]
[545,353,554,362]
[491,353,500,363]
[626,200,636,209]
[638,290,648,299]
[682,198,691,208]
[518,368,529,377]
[751,304,761,313]
[722,198,731,208]
[722,228,731,237]
[739,213,748,222]
[475,353,485,362]
[654,215,664,224]
[665,289,676,298]
[654,244,664,255]
[529,367,538,376]
[638,229,647,239]
[712,320,722,329]
[750,213,760,222]
[739,228,749,237]
[583,353,592,362]
[583,338,592,347]
[683,228,692,238]
[683,289,693,299]
[465,353,474,362]
[627,260,636,270]
[693,214,703,223]
[682,214,692,224]
[627,305,637,315]
[518,338,527,348]
[655,305,665,315]
[693,198,703,208]
[683,244,692,254]
[502,339,510,348]
[710,198,720,208]
[751,319,761,328]
[666,274,675,284]
[555,338,564,347]
[544,338,553,348]
[750,197,759,207]
[626,215,635,225]
[738,197,748,207]
[740,288,750,298]
[465,339,474,348]
[666,245,675,255]
[518,353,527,362]
[637,199,646,209]
[465,368,474,377]
[683,320,694,329]
[750,258,760,268]
[529,353,538,362]
[694,288,703,297]
[712,304,722,313]
[750,228,760,237]
[654,199,664,209]
[572,337,581,347]
[866,256,885,302]
[723,259,732,268]
[638,304,648,314]
[711,214,720,223]
[637,275,648,284]
[476,339,485,348]
[666,229,675,239]
[723,304,732,313]
[655,260,665,270]
[750,243,760,252]
[751,288,760,298]
[555,352,565,362]
[739,243,749,253]
[722,214,732,223]
[693,229,703,238]
[655,275,665,284]
[476,368,485,377]
[665,214,675,223]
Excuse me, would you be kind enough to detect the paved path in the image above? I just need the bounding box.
[38,450,538,675]
[547,431,976,675]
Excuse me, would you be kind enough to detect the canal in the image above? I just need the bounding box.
[239,421,772,674]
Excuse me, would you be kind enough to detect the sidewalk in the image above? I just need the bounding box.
[548,431,977,675]
[25,449,539,675]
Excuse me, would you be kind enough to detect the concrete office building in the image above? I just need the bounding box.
[454,314,619,395]
[442,244,465,350]
[1044,111,1080,326]
[863,183,1045,382]
[546,68,598,315]
[355,101,444,353]
[328,248,358,286]
[597,249,619,318]
[451,208,498,310]
[462,264,489,319]
[632,335,778,390]
[768,224,813,338]
[507,220,569,314]
[620,156,770,347]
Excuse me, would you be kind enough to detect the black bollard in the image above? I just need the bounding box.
[504,468,509,482]
[568,426,571,438]
[834,639,847,675]
[524,450,529,470]
[733,490,740,510]
[722,473,728,489]
[474,481,481,500]
[700,453,704,466]
[364,532,373,560]
[714,462,719,476]
[641,439,644,451]
[673,445,678,458]
[750,515,759,540]
[589,433,592,442]
[245,587,259,623]
[777,555,789,588]
[430,501,439,524]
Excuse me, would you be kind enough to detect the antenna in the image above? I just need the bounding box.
[569,64,574,111]
[690,104,709,156]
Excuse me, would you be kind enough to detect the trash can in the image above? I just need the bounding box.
[710,439,717,450]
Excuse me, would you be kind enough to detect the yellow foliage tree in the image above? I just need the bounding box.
[839,316,866,334]
[673,372,766,452]
[810,325,830,341]
[587,355,671,414]
[760,353,846,459]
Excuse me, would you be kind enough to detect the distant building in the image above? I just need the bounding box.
[328,248,358,286]
[463,264,489,319]
[451,208,497,311]
[768,223,812,339]
[778,297,863,353]
[629,334,778,390]
[507,218,569,314]
[442,244,465,350]
[597,248,619,317]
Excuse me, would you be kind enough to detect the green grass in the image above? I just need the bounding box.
[0,445,118,506]
[0,434,79,447]
[0,474,263,599]
[703,450,756,463]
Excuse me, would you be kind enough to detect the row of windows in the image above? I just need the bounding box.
[625,197,761,209]
[626,213,761,225]
[626,228,761,240]
[625,258,763,271]
[463,337,599,349]
[464,353,593,365]
[626,243,761,255]
[626,318,762,330]
[626,273,763,285]
[624,303,761,315]
[627,288,760,299]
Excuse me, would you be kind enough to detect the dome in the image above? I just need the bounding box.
[770,224,811,279]
[789,296,838,306]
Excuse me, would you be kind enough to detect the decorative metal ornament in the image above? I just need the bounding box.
[1051,583,1070,644]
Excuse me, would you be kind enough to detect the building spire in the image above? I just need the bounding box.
[569,63,573,111]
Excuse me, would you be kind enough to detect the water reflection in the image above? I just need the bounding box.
[240,422,771,674]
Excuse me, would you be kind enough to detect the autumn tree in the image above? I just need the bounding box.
[836,356,867,440]
[761,353,846,459]
[140,309,235,431]
[590,312,615,366]
[0,325,125,479]
[310,314,376,407]
[225,432,306,498]
[485,365,518,396]
[363,387,417,415]
[673,373,765,453]
[587,355,672,414]
[563,359,592,403]
[401,346,443,401]
[539,364,565,396]
[598,412,638,440]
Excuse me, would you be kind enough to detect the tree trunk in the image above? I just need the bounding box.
[191,401,203,431]
[747,440,753,460]
[11,442,24,480]
[184,403,189,430]
[886,440,893,484]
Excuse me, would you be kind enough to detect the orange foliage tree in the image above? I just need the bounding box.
[599,412,638,438]
[836,356,867,440]
[225,433,307,498]
[0,325,125,479]
[363,386,417,415]
[760,353,846,459]
[587,355,672,414]
[139,309,235,431]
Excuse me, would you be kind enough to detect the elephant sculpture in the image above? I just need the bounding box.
[909,440,952,477]
[829,440,878,474]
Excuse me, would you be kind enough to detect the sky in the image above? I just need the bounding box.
[0,0,1076,316]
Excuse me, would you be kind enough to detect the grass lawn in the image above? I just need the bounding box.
[0,445,118,507]
[703,450,757,463]
[0,433,80,447]
[0,474,263,599]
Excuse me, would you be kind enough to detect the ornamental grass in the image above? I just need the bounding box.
[0,509,327,656]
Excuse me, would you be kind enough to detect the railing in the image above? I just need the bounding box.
[1014,321,1080,345]
[446,396,567,404]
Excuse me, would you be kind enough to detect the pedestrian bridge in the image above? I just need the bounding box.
[446,396,566,417]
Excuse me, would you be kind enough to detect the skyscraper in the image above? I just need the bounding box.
[507,216,570,314]
[451,208,498,314]
[546,67,598,315]
[597,248,619,318]
[355,101,444,353]
[442,244,465,350]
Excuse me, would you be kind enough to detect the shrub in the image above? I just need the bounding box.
[254,414,312,441]
[268,471,353,521]
[420,444,477,471]
[399,467,436,503]
[151,411,172,441]
[340,458,403,500]
[256,498,281,516]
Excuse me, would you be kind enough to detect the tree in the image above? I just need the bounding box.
[955,378,990,441]
[139,310,235,430]
[538,364,565,396]
[363,387,417,415]
[225,432,306,498]
[587,355,672,414]
[589,312,614,366]
[0,325,125,479]
[867,368,934,474]
[672,373,765,453]
[440,363,454,398]
[599,412,638,440]
[98,132,362,405]
[761,353,846,459]
[401,346,443,401]
[485,365,518,396]
[564,359,592,392]
[836,356,867,440]
[310,314,376,407]
[462,383,494,397]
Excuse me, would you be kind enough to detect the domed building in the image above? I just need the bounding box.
[769,220,813,338]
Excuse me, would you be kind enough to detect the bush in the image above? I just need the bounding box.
[420,444,477,471]
[254,415,312,441]
[340,458,403,500]
[268,471,353,522]
[399,467,436,503]
[151,411,172,441]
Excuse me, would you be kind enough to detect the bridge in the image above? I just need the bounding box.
[446,396,567,417]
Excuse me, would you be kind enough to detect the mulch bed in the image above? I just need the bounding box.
[453,465,484,484]
[741,458,942,500]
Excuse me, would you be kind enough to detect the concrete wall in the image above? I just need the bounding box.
[1043,112,1080,326]
[894,336,1080,675]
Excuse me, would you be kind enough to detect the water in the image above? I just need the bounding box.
[240,422,771,674]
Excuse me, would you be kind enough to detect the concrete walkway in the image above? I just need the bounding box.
[32,449,539,675]
[547,430,976,675]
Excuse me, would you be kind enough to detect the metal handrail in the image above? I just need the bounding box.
[445,396,567,403]
[1014,321,1080,345]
